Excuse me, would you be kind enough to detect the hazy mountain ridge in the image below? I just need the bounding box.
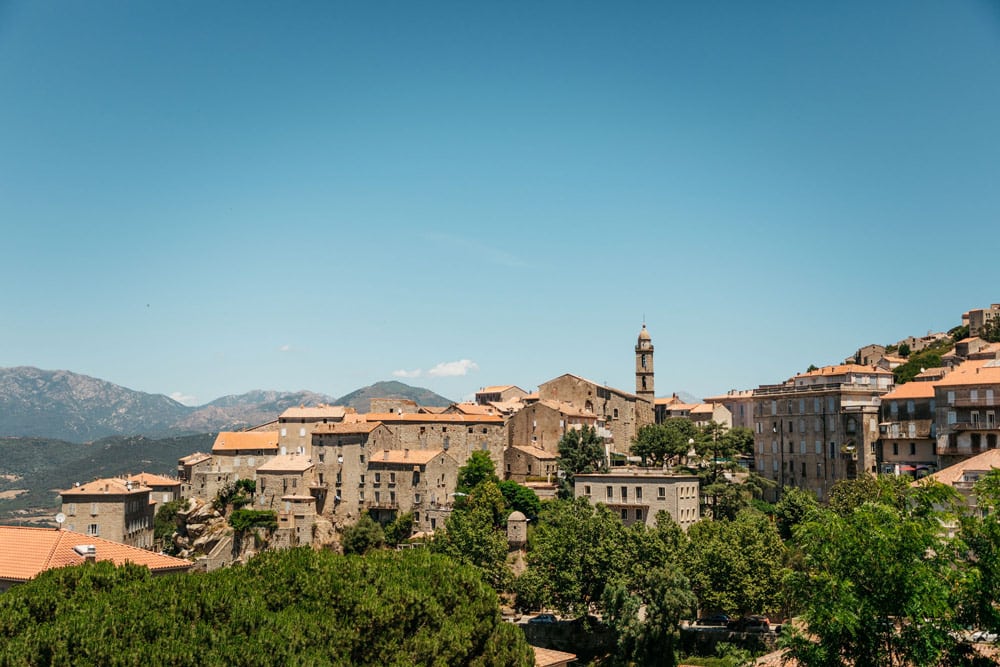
[0,367,452,442]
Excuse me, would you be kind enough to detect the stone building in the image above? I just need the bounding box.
[635,324,655,403]
[752,364,894,502]
[364,449,459,533]
[311,422,394,522]
[185,431,280,501]
[968,303,1000,338]
[255,454,315,511]
[475,385,529,405]
[935,359,1000,465]
[574,469,700,530]
[703,389,756,430]
[60,478,156,549]
[126,472,182,513]
[369,397,418,414]
[272,495,318,548]
[878,379,939,477]
[507,399,598,453]
[654,396,732,428]
[277,405,351,457]
[504,444,559,484]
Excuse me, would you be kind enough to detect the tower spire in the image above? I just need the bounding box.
[635,323,654,403]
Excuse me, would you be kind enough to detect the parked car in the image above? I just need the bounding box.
[696,614,731,627]
[528,613,558,624]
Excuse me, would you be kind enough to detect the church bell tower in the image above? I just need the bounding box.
[635,324,654,403]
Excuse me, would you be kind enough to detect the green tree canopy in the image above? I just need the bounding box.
[0,548,534,666]
[457,450,500,492]
[556,425,606,498]
[498,480,541,522]
[432,481,511,590]
[341,513,385,555]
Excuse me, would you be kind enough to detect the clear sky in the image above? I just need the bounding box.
[1,1,998,406]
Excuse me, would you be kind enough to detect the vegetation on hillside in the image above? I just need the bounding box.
[0,548,534,666]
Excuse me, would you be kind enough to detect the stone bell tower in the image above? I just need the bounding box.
[635,323,654,404]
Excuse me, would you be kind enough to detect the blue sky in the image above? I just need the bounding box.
[1,1,998,406]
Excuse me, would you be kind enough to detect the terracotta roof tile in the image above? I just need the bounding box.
[532,645,577,666]
[60,478,149,497]
[936,359,1000,388]
[920,449,1000,487]
[881,382,937,400]
[795,364,893,378]
[511,445,559,460]
[312,422,384,435]
[0,526,191,582]
[360,412,505,424]
[279,405,347,419]
[256,454,314,473]
[212,431,279,452]
[126,472,181,487]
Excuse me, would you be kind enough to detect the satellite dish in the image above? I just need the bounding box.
[55,513,66,527]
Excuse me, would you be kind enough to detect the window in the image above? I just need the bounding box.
[389,472,396,484]
[414,494,421,504]
[947,391,955,405]
[613,408,619,419]
[892,443,898,455]
[800,440,806,454]
[801,462,806,476]
[621,486,628,501]
[971,389,979,402]
[299,427,306,437]
[584,485,592,497]
[280,427,287,437]
[657,487,666,499]
[87,524,99,536]
[909,442,916,456]
[635,509,643,521]
[374,473,381,483]
[948,411,957,425]
[799,399,805,414]
[606,486,613,500]
[972,411,981,425]
[890,402,899,417]
[91,503,98,516]
[68,503,76,515]
[375,492,380,503]
[815,440,822,455]
[621,509,628,520]
[635,487,642,501]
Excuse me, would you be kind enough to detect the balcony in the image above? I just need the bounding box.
[951,422,1000,432]
[365,499,398,510]
[950,397,997,408]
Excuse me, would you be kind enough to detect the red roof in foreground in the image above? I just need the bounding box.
[0,526,191,583]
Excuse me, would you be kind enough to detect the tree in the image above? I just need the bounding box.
[827,473,909,516]
[457,450,499,492]
[774,487,819,541]
[432,481,511,589]
[517,498,626,616]
[782,485,965,667]
[955,470,1000,638]
[341,513,384,555]
[498,480,541,522]
[383,512,414,546]
[557,425,606,498]
[683,509,785,616]
[0,548,535,665]
[631,420,696,467]
[898,343,911,358]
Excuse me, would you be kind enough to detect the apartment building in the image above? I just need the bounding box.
[878,380,939,477]
[704,389,756,430]
[277,405,351,457]
[60,478,155,549]
[575,469,700,530]
[752,364,894,502]
[365,449,459,533]
[935,359,1000,466]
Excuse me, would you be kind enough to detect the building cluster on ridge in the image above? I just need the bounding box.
[33,302,1000,569]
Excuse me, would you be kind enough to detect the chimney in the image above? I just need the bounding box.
[73,545,97,562]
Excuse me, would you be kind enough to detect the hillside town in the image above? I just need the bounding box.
[9,302,997,564]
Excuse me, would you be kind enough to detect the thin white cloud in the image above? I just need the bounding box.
[170,391,197,406]
[279,344,291,352]
[392,368,423,378]
[427,359,479,378]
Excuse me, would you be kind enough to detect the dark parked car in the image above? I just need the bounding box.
[528,613,558,624]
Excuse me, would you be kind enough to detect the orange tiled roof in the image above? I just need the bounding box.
[936,359,1000,388]
[449,402,498,415]
[919,449,1000,487]
[532,645,577,666]
[881,381,937,400]
[126,472,180,487]
[0,526,191,583]
[60,478,149,497]
[478,385,514,393]
[279,405,347,419]
[418,406,449,414]
[178,452,211,465]
[795,364,893,378]
[369,449,448,465]
[256,454,314,473]
[511,445,559,460]
[212,431,279,452]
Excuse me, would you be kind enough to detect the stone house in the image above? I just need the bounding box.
[188,431,280,501]
[364,449,459,534]
[277,405,351,457]
[60,478,156,549]
[177,452,211,497]
[504,445,559,484]
[507,399,598,453]
[126,472,182,513]
[272,494,318,548]
[369,397,418,414]
[575,469,701,530]
[968,303,1000,338]
[255,454,316,511]
[475,385,529,405]
[311,422,396,523]
[752,364,894,502]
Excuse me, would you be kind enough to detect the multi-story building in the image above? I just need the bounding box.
[935,359,1000,466]
[311,422,395,523]
[126,472,182,513]
[255,454,316,510]
[506,399,598,453]
[504,444,559,484]
[185,431,280,500]
[654,396,732,428]
[968,303,1000,338]
[752,364,894,502]
[475,385,529,405]
[365,449,459,533]
[574,469,700,530]
[277,405,351,457]
[878,379,939,477]
[703,389,756,430]
[60,478,156,549]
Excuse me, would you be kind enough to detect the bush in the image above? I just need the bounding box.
[228,509,277,532]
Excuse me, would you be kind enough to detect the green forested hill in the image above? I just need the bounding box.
[0,433,214,520]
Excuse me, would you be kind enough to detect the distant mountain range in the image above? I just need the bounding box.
[0,367,453,443]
